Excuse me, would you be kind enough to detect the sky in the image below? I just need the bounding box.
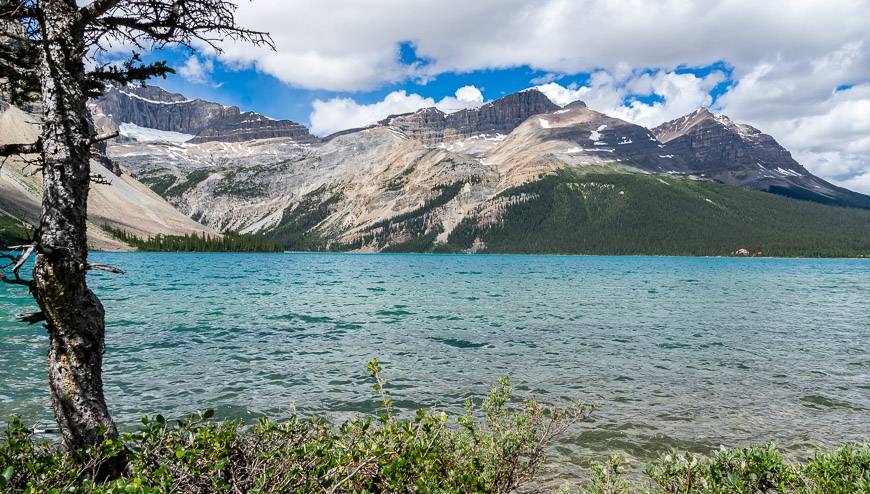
[126,0,870,194]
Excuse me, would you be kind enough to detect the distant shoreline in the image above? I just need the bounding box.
[89,249,870,260]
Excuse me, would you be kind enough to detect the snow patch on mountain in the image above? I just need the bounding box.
[589,125,607,141]
[119,123,195,143]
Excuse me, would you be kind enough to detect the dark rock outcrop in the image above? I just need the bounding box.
[381,89,560,145]
[653,108,870,209]
[189,111,315,144]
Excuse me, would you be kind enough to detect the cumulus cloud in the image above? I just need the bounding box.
[178,56,214,84]
[535,69,725,128]
[435,85,484,112]
[218,0,870,91]
[203,0,870,192]
[310,90,434,136]
[309,85,485,136]
[718,52,870,192]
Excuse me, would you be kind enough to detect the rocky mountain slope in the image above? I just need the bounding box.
[0,101,217,250]
[90,85,318,145]
[652,108,870,209]
[96,85,870,256]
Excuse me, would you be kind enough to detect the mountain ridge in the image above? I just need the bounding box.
[90,85,319,145]
[0,101,218,250]
[91,84,870,257]
[651,108,870,209]
[7,84,868,256]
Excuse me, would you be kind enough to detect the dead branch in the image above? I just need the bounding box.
[83,0,275,56]
[0,139,41,157]
[87,263,125,274]
[17,311,45,324]
[1,243,35,287]
[11,243,35,276]
[90,173,112,184]
[79,0,123,21]
[88,130,119,145]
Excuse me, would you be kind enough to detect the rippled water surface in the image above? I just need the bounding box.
[1,253,868,471]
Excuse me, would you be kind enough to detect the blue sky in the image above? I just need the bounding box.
[116,0,870,194]
[143,47,734,129]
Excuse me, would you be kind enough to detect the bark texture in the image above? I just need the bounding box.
[31,0,117,450]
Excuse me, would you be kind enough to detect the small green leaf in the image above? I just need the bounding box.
[2,466,13,482]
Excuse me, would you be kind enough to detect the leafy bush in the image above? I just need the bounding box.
[568,444,870,493]
[0,359,593,493]
[2,361,867,493]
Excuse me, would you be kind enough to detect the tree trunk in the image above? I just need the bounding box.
[31,0,117,451]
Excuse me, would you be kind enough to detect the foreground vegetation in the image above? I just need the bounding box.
[1,362,867,493]
[102,225,281,252]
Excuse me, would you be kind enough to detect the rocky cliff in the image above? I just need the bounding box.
[653,109,870,209]
[90,85,319,144]
[376,89,560,145]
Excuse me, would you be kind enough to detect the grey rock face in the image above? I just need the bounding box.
[380,89,560,145]
[653,108,802,177]
[444,89,560,139]
[92,85,319,144]
[653,109,870,209]
[380,107,447,144]
[189,111,316,143]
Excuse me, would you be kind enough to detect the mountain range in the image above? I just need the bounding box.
[2,85,869,256]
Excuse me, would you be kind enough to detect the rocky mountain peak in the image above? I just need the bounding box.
[648,109,870,209]
[563,100,588,110]
[381,89,560,145]
[91,85,319,145]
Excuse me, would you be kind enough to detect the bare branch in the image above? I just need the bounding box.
[17,311,45,324]
[84,0,275,57]
[0,0,39,21]
[90,173,112,184]
[11,243,35,276]
[79,0,123,21]
[0,275,31,287]
[1,243,35,288]
[0,139,41,157]
[88,130,119,145]
[87,263,125,274]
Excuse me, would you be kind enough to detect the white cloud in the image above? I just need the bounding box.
[838,171,870,195]
[193,0,870,192]
[216,0,870,92]
[535,69,724,128]
[718,53,870,191]
[435,85,484,112]
[309,90,434,136]
[177,56,214,84]
[309,85,485,136]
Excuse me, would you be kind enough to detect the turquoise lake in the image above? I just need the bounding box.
[1,253,869,471]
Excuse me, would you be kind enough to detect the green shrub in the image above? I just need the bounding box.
[0,360,593,493]
[567,444,870,494]
[2,361,867,493]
